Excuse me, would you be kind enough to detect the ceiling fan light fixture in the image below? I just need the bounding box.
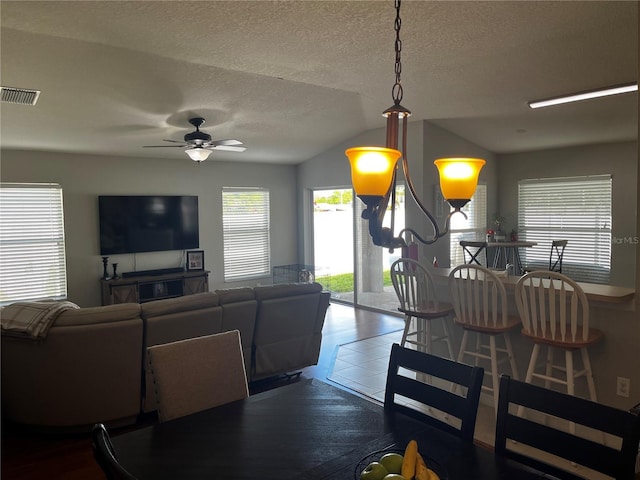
[528,82,638,109]
[185,147,212,162]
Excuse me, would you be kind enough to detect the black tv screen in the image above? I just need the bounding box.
[99,196,199,255]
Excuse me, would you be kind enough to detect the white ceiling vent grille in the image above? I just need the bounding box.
[1,87,41,106]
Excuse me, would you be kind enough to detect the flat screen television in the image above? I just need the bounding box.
[99,195,199,255]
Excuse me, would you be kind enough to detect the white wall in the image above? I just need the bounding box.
[497,141,637,287]
[1,150,299,306]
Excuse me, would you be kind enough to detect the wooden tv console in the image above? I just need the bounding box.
[101,270,209,305]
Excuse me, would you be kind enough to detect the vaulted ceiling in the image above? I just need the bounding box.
[1,1,637,164]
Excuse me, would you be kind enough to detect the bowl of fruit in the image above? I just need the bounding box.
[354,440,446,480]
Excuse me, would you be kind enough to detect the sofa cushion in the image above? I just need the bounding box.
[142,293,225,413]
[215,287,255,304]
[254,282,322,301]
[1,313,143,428]
[141,292,219,319]
[55,303,141,327]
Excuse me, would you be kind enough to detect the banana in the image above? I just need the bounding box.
[415,452,430,480]
[401,440,418,479]
[426,468,440,480]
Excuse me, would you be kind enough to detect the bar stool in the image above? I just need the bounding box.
[460,241,488,267]
[448,264,520,412]
[515,271,602,401]
[390,258,455,359]
[523,239,567,274]
[549,240,568,273]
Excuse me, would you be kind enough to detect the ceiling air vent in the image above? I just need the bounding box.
[1,86,41,106]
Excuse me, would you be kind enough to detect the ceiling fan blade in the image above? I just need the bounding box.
[162,139,186,144]
[142,145,187,148]
[210,139,243,146]
[208,145,247,152]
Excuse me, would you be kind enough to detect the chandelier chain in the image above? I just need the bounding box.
[392,0,403,104]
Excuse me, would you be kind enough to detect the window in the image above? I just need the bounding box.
[449,184,487,266]
[518,175,611,284]
[222,188,270,282]
[0,183,67,305]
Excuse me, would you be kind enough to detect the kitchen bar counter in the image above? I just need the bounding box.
[430,267,635,304]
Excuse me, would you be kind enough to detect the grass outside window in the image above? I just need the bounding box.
[318,271,391,293]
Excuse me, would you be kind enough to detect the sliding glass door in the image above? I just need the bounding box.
[354,186,405,311]
[312,189,354,300]
[312,186,404,313]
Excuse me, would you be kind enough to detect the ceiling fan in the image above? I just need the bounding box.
[143,117,247,162]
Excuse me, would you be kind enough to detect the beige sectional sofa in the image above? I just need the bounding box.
[1,282,330,430]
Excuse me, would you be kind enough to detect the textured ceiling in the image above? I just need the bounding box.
[0,1,637,164]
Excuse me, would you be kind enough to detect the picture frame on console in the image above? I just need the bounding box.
[187,250,205,271]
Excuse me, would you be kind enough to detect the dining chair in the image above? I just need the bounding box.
[384,343,484,443]
[460,240,488,267]
[515,270,602,401]
[91,423,138,480]
[448,264,520,412]
[390,258,455,359]
[495,375,640,480]
[147,330,249,422]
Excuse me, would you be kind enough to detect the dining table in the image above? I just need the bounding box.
[111,378,557,479]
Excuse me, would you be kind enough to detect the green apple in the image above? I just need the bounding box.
[383,475,406,480]
[379,453,404,474]
[360,461,389,480]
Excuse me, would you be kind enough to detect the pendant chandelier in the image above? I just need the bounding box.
[345,0,485,251]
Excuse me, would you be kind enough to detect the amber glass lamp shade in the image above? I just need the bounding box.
[434,158,486,204]
[345,147,402,197]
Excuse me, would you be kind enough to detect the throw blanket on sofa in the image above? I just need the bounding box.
[0,301,79,341]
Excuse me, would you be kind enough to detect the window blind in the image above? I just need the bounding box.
[518,175,611,284]
[222,188,271,282]
[449,184,487,266]
[0,183,67,304]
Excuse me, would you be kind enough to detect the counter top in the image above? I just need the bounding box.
[431,267,635,304]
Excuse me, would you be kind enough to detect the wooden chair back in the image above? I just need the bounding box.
[390,258,441,313]
[384,343,484,443]
[495,375,640,480]
[147,330,249,422]
[515,270,590,344]
[91,423,138,480]
[448,264,510,329]
[460,240,488,266]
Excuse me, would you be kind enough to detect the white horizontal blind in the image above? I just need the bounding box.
[222,188,271,282]
[449,184,487,266]
[518,175,611,284]
[0,183,67,304]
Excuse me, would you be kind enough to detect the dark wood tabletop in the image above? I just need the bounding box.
[112,378,551,480]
